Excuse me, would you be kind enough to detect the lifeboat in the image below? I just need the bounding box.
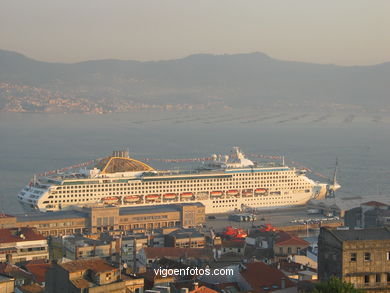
[226,190,240,197]
[255,188,268,195]
[210,191,223,197]
[101,197,119,204]
[124,196,140,203]
[163,193,177,200]
[180,192,194,199]
[145,194,160,201]
[242,190,253,197]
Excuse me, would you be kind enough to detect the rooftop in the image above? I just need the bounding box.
[64,235,112,246]
[168,228,204,239]
[119,202,203,216]
[60,258,116,273]
[190,286,219,293]
[240,262,295,293]
[275,231,309,247]
[221,240,246,248]
[0,273,13,282]
[24,261,52,283]
[327,227,390,241]
[143,247,213,259]
[16,210,87,222]
[361,201,389,207]
[0,227,46,244]
[15,283,44,293]
[308,195,390,212]
[0,213,13,218]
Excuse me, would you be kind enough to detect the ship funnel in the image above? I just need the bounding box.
[113,150,129,158]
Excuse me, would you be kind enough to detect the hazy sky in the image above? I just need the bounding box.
[1,0,389,65]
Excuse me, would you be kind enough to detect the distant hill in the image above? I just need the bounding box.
[0,49,389,112]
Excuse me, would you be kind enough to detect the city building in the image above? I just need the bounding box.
[318,227,390,292]
[45,258,144,293]
[200,262,296,293]
[121,234,149,269]
[345,201,390,229]
[0,274,14,293]
[165,228,206,248]
[0,203,205,237]
[0,263,34,287]
[274,231,309,260]
[63,235,117,260]
[0,227,49,264]
[307,195,390,218]
[23,260,52,286]
[138,247,213,267]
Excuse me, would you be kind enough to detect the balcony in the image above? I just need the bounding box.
[354,282,390,289]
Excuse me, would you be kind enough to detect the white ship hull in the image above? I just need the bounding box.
[17,148,333,214]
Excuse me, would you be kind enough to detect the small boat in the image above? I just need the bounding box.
[163,193,177,200]
[123,196,140,203]
[101,196,119,204]
[255,188,267,195]
[180,192,194,199]
[226,190,240,197]
[145,194,160,201]
[242,190,253,197]
[210,191,223,197]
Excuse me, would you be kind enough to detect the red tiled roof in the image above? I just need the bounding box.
[25,262,52,283]
[240,262,295,293]
[143,247,213,259]
[71,278,93,289]
[0,262,33,279]
[17,283,44,293]
[0,227,45,244]
[190,286,219,293]
[275,231,309,247]
[361,201,388,207]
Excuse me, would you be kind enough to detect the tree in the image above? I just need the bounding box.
[313,277,364,293]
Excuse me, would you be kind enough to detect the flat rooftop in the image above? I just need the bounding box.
[16,210,88,222]
[329,227,390,241]
[119,202,203,216]
[14,202,204,222]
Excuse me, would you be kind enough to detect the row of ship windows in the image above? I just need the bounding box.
[212,200,299,208]
[49,187,310,198]
[212,196,294,203]
[56,176,305,189]
[55,182,310,192]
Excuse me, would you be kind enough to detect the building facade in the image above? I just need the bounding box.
[318,227,390,292]
[0,228,49,264]
[0,203,205,237]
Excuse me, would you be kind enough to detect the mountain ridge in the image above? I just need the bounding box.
[1,49,389,113]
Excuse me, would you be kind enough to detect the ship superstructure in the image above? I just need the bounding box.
[17,148,339,213]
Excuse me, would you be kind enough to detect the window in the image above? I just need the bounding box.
[364,275,370,284]
[387,273,390,283]
[364,252,371,261]
[350,253,357,262]
[387,252,390,261]
[376,274,381,283]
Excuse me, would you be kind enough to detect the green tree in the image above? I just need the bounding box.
[313,277,364,293]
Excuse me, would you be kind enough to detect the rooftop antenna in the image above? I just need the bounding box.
[282,156,285,166]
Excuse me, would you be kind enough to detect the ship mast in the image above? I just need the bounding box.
[327,158,340,198]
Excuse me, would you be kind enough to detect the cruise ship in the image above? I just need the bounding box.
[17,148,340,213]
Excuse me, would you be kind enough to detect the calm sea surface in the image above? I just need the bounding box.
[1,110,389,214]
